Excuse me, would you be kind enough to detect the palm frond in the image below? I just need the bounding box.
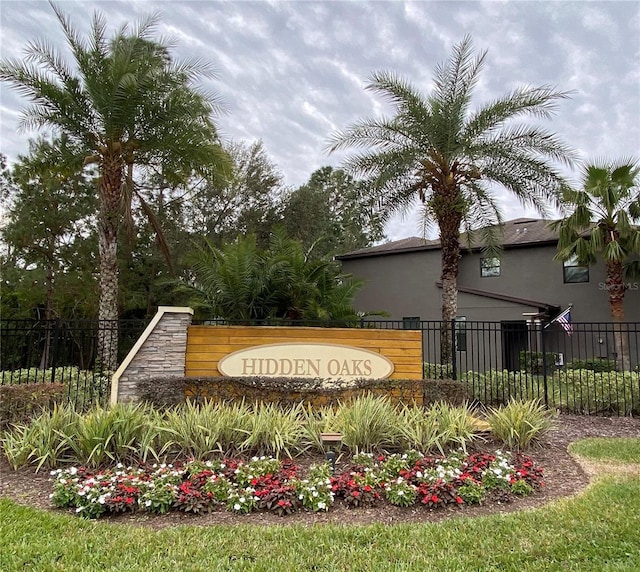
[463,85,574,144]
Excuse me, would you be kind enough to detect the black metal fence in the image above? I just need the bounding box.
[1,319,148,409]
[3,317,639,415]
[414,319,640,416]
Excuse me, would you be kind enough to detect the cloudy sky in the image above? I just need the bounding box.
[1,0,639,241]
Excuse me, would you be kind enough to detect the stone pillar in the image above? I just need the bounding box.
[110,307,194,404]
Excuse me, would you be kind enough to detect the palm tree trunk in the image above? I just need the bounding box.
[438,212,461,369]
[606,260,630,371]
[97,152,123,371]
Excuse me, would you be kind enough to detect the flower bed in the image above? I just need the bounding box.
[49,450,544,519]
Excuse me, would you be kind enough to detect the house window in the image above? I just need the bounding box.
[563,255,589,283]
[403,316,421,330]
[481,257,501,277]
[455,317,467,352]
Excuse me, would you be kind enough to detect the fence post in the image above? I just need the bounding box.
[50,318,61,384]
[451,319,457,381]
[541,322,549,409]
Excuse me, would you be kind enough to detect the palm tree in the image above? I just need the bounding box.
[553,160,640,370]
[182,231,367,324]
[1,2,228,368]
[328,35,575,362]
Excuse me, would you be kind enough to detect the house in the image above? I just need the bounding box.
[337,218,640,371]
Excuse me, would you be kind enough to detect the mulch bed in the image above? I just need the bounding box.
[2,414,640,529]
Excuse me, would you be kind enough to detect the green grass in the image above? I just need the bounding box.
[569,437,640,464]
[3,436,640,571]
[1,475,639,571]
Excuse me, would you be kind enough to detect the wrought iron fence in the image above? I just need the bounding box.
[1,319,148,409]
[366,319,640,416]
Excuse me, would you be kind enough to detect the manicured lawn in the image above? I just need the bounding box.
[2,437,640,571]
[1,477,639,571]
[569,437,640,464]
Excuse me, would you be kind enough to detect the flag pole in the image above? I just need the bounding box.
[544,303,573,329]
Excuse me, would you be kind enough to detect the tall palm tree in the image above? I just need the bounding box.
[1,2,228,368]
[328,35,575,362]
[553,160,640,370]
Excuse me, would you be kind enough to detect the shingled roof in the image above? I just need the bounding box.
[337,218,561,260]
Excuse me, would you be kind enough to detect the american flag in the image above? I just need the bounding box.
[555,307,573,335]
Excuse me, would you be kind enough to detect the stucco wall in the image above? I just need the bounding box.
[342,245,640,323]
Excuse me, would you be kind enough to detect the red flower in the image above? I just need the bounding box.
[352,491,360,498]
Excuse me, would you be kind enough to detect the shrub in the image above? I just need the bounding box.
[1,367,111,409]
[62,403,160,468]
[334,394,401,453]
[465,369,546,407]
[396,405,442,453]
[565,358,617,373]
[422,378,469,406]
[519,351,558,375]
[237,402,306,457]
[423,362,453,379]
[487,399,556,450]
[0,383,66,430]
[552,369,640,415]
[429,401,481,453]
[161,400,232,460]
[137,376,189,409]
[1,403,78,470]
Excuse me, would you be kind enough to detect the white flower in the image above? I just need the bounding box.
[317,501,326,510]
[233,503,241,511]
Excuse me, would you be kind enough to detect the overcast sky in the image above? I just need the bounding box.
[1,0,639,241]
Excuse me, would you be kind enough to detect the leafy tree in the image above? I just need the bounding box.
[186,140,283,247]
[280,166,386,259]
[328,35,574,361]
[0,2,228,367]
[182,230,367,323]
[1,138,97,321]
[553,160,640,370]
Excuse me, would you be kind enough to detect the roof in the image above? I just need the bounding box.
[337,218,560,260]
[436,282,561,314]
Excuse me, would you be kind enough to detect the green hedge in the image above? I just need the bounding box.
[137,376,425,409]
[0,383,66,430]
[565,358,617,372]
